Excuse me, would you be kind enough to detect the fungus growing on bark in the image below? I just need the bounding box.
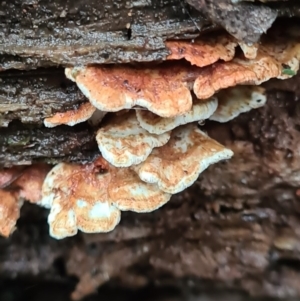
[166,33,237,67]
[44,102,97,128]
[192,36,300,99]
[136,97,218,135]
[0,190,22,237]
[96,111,171,167]
[209,86,267,122]
[41,156,173,239]
[41,158,121,239]
[193,53,282,99]
[260,38,300,79]
[134,124,233,194]
[65,64,202,117]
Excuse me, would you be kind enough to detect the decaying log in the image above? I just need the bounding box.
[1,83,300,300]
[1,1,300,300]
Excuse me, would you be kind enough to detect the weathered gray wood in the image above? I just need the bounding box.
[0,68,87,126]
[1,0,298,70]
[0,121,98,168]
[0,0,210,70]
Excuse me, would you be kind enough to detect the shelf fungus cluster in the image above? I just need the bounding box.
[0,29,299,239]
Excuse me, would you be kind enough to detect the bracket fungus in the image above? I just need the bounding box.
[41,158,121,239]
[96,111,171,167]
[41,156,173,239]
[193,36,300,99]
[0,190,22,237]
[65,64,202,118]
[260,39,300,80]
[136,97,218,135]
[209,86,267,122]
[6,19,299,244]
[108,167,172,213]
[44,102,97,128]
[193,53,282,100]
[0,164,50,237]
[165,33,237,67]
[134,124,233,194]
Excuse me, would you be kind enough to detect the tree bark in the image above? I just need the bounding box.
[0,121,98,168]
[0,0,210,70]
[0,68,86,127]
[0,0,299,70]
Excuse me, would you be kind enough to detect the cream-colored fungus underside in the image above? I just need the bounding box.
[134,124,234,194]
[209,86,267,122]
[136,96,218,135]
[96,111,171,167]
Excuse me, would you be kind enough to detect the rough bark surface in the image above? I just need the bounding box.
[0,0,299,70]
[0,0,211,70]
[0,69,87,126]
[0,121,98,168]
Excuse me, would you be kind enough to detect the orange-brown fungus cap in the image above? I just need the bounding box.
[136,96,218,135]
[65,64,202,118]
[41,156,172,238]
[194,35,300,99]
[0,190,22,237]
[41,157,121,239]
[0,164,51,237]
[96,111,171,167]
[193,53,281,99]
[44,102,97,128]
[260,38,300,80]
[166,33,237,67]
[210,86,267,122]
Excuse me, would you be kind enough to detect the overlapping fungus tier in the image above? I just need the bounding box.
[0,26,300,240]
[65,63,202,118]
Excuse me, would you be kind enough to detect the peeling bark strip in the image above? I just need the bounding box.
[0,69,87,127]
[0,122,98,168]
